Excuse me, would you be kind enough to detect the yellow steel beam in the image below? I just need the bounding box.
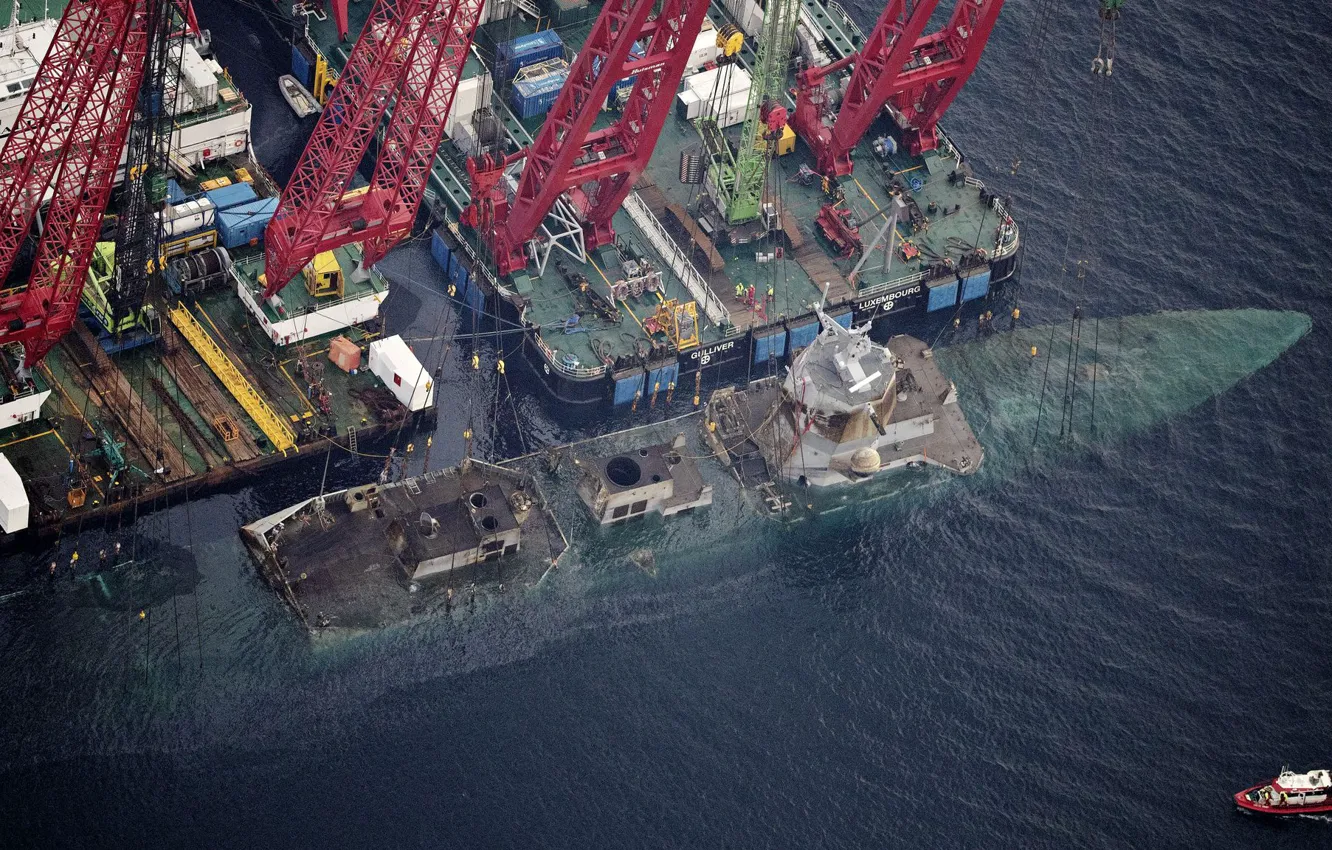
[166,303,297,455]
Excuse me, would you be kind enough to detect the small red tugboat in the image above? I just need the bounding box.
[1235,767,1332,815]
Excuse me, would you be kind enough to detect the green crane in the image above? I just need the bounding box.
[698,0,803,225]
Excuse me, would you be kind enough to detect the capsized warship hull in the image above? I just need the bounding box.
[935,308,1313,455]
[240,309,1311,633]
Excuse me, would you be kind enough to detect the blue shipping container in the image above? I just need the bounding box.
[613,370,645,406]
[448,253,469,292]
[646,361,679,395]
[961,269,992,303]
[496,30,563,82]
[752,330,786,365]
[787,320,820,352]
[462,275,484,312]
[204,182,258,212]
[217,197,278,249]
[511,69,569,119]
[602,41,646,105]
[291,45,313,89]
[165,179,186,204]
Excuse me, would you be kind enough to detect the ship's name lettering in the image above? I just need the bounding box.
[860,285,922,311]
[689,340,736,362]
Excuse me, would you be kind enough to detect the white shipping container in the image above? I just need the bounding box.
[158,198,217,237]
[676,86,751,125]
[687,28,721,71]
[676,89,702,121]
[716,99,749,129]
[0,453,29,533]
[445,73,492,138]
[369,335,436,412]
[180,43,218,108]
[451,120,479,156]
[684,65,751,99]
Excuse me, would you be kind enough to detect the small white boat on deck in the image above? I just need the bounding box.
[278,74,320,118]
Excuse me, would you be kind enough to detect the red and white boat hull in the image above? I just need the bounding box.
[1235,769,1332,815]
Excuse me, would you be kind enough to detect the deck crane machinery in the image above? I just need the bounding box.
[261,0,487,299]
[791,0,1004,177]
[696,0,802,225]
[106,0,186,339]
[463,0,714,277]
[0,0,155,367]
[0,0,199,367]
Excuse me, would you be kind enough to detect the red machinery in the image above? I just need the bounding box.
[0,0,152,366]
[464,0,713,277]
[792,0,1004,175]
[261,0,485,298]
[815,204,862,257]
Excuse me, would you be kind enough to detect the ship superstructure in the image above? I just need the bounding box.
[0,17,248,176]
[704,308,980,489]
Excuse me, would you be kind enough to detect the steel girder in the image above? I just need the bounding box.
[467,0,713,276]
[262,0,484,297]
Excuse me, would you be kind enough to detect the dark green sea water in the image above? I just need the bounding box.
[1,1,1330,847]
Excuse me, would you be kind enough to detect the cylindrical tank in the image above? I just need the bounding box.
[159,198,217,237]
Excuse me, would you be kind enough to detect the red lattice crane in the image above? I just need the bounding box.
[262,0,485,298]
[0,0,152,366]
[792,0,1004,176]
[464,0,713,277]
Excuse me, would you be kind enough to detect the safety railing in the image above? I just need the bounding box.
[532,334,609,380]
[855,267,931,298]
[622,191,728,327]
[964,176,1021,257]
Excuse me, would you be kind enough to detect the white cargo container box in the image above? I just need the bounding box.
[676,89,703,121]
[715,94,749,129]
[677,87,751,127]
[684,65,751,99]
[451,120,479,156]
[687,27,721,70]
[180,42,218,107]
[0,453,29,533]
[369,335,435,412]
[445,73,493,138]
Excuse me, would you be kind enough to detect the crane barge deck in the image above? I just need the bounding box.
[0,0,430,537]
[0,0,1016,537]
[292,0,1019,406]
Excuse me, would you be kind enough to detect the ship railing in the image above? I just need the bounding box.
[963,176,1021,256]
[622,191,729,327]
[855,268,931,298]
[936,125,966,164]
[533,334,608,380]
[821,1,865,42]
[442,220,518,301]
[235,257,388,318]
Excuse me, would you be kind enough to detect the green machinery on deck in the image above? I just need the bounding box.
[698,0,802,224]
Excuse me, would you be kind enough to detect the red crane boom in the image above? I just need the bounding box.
[261,0,485,298]
[465,0,713,277]
[792,0,1004,176]
[0,0,151,366]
